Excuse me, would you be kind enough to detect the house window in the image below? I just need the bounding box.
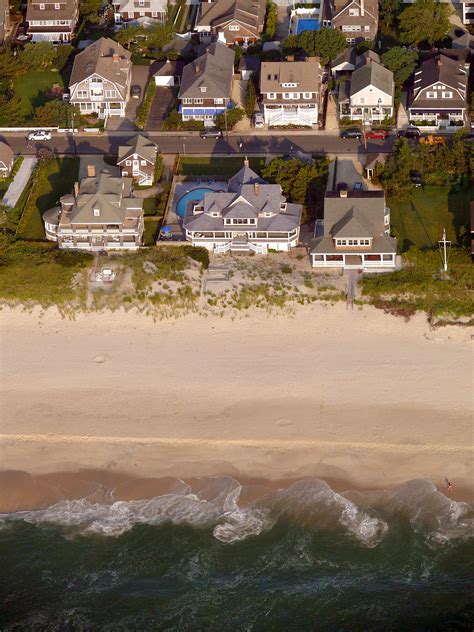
[214,98,223,104]
[105,90,117,98]
[349,8,359,15]
[303,92,312,99]
[39,3,45,8]
[282,83,296,88]
[93,208,100,217]
[140,160,146,166]
[54,2,60,8]
[139,0,145,5]
[183,98,193,104]
[359,97,365,104]
[346,37,355,44]
[229,24,240,31]
[125,160,131,165]
[342,24,361,31]
[364,25,370,31]
[194,98,203,104]
[77,90,87,98]
[283,93,291,99]
[426,91,437,98]
[442,91,453,98]
[200,86,207,92]
[267,93,276,99]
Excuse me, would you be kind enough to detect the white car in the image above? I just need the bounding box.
[253,112,265,128]
[27,131,52,141]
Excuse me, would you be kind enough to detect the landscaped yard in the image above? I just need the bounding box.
[389,185,473,252]
[16,157,79,241]
[178,157,266,177]
[13,71,63,118]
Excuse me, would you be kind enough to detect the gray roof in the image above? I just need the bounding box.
[332,49,380,73]
[197,0,265,34]
[179,42,235,100]
[411,54,468,110]
[260,60,321,94]
[364,152,387,169]
[238,55,261,73]
[68,172,143,225]
[183,163,302,234]
[0,141,13,166]
[350,59,393,97]
[117,135,157,165]
[27,0,77,22]
[310,190,396,254]
[151,59,184,78]
[69,37,131,92]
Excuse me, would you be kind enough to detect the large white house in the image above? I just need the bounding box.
[338,54,394,122]
[182,160,302,254]
[69,38,132,119]
[260,59,322,127]
[26,0,79,42]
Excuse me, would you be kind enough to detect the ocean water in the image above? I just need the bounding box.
[1,477,473,631]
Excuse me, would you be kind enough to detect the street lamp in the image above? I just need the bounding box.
[181,137,186,155]
[70,105,77,156]
[438,228,451,274]
[224,108,230,155]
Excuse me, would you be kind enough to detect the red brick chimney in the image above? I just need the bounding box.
[254,182,259,195]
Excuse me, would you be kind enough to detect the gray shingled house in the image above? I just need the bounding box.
[117,136,158,186]
[196,0,266,47]
[310,190,397,270]
[182,160,302,253]
[408,53,469,128]
[43,167,144,251]
[338,54,394,123]
[178,42,235,122]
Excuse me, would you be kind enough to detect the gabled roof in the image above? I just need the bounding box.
[27,0,77,21]
[331,206,372,238]
[260,60,322,94]
[0,141,13,166]
[350,59,393,97]
[179,42,235,100]
[114,0,166,13]
[117,135,158,165]
[228,164,263,191]
[324,191,387,237]
[222,199,258,218]
[69,172,142,224]
[69,37,131,90]
[413,54,468,97]
[332,0,378,22]
[238,55,261,73]
[198,0,265,33]
[151,59,185,78]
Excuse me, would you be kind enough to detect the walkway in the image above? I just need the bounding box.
[325,94,339,132]
[3,157,37,208]
[397,91,410,129]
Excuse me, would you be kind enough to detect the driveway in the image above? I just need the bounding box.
[107,65,152,131]
[3,157,37,208]
[147,87,177,131]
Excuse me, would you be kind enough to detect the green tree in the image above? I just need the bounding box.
[145,23,175,51]
[34,101,80,127]
[283,34,300,53]
[264,1,277,40]
[379,0,402,29]
[1,96,26,126]
[244,80,256,118]
[79,0,102,24]
[0,49,19,82]
[373,138,415,198]
[53,44,74,71]
[398,0,451,46]
[299,28,347,64]
[216,108,245,130]
[381,47,418,87]
[18,41,56,70]
[115,25,143,46]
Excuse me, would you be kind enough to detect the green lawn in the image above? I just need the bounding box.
[13,71,63,118]
[143,217,162,245]
[16,157,79,241]
[389,185,473,252]
[178,157,266,177]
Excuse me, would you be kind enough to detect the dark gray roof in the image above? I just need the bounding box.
[117,135,157,165]
[411,54,468,110]
[197,0,265,34]
[364,152,387,169]
[179,42,235,100]
[350,59,393,97]
[151,59,185,78]
[238,55,261,73]
[331,208,372,238]
[228,164,263,191]
[69,37,131,93]
[311,233,397,254]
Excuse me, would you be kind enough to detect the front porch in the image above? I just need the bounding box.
[339,103,393,122]
[311,252,396,269]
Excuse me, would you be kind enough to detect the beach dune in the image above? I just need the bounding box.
[0,304,472,511]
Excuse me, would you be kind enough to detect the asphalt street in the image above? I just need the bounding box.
[2,131,395,157]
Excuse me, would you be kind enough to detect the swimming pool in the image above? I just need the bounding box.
[296,18,319,34]
[176,187,217,219]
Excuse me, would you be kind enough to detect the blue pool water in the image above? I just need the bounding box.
[176,187,217,219]
[296,18,319,34]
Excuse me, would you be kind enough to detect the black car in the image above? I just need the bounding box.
[410,170,422,187]
[199,129,223,139]
[340,128,362,140]
[397,127,421,139]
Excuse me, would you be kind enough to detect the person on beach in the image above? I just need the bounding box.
[445,477,453,492]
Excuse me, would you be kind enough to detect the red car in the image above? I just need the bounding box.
[366,129,390,140]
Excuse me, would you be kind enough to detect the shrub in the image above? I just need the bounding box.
[182,245,209,269]
[136,82,156,129]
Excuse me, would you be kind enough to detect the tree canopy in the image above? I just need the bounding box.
[381,47,418,88]
[288,28,347,64]
[79,0,102,24]
[35,101,81,127]
[398,0,451,46]
[379,0,402,29]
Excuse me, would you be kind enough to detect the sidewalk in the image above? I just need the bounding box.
[325,94,339,132]
[3,157,37,208]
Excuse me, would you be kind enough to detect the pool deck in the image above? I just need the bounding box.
[158,178,228,243]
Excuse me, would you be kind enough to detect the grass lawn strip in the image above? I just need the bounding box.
[13,71,63,118]
[178,157,266,177]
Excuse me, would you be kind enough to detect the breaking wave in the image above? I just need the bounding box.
[1,477,472,547]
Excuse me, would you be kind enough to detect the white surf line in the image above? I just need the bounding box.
[0,434,472,454]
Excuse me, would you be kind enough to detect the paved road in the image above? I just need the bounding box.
[3,131,395,157]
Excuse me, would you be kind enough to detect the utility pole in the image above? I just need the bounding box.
[224,109,229,154]
[438,228,451,273]
[71,107,76,156]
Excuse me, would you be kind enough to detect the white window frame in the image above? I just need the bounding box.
[200,86,207,93]
[364,25,370,31]
[183,98,193,104]
[194,98,203,104]
[349,8,359,15]
[229,24,240,31]
[267,93,276,99]
[39,3,45,8]
[442,91,453,98]
[303,92,312,99]
[214,98,223,104]
[54,2,60,8]
[140,160,147,166]
[426,91,437,99]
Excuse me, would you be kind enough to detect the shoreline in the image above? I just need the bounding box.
[1,304,472,512]
[0,468,471,514]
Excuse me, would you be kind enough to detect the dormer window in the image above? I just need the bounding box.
[93,208,100,217]
[426,91,437,98]
[211,212,219,217]
[442,91,452,98]
[349,8,359,15]
[280,203,287,211]
[54,2,60,8]
[39,3,45,8]
[282,83,296,88]
[264,212,272,217]
[229,24,239,31]
[200,86,207,92]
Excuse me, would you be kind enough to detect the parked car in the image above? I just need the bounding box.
[131,85,141,99]
[199,129,223,139]
[397,126,421,139]
[340,128,362,140]
[366,129,390,140]
[27,131,52,141]
[253,112,265,128]
[410,170,422,187]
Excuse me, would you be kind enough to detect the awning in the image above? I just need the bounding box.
[179,107,225,116]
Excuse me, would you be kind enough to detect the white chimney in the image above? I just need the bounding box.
[360,0,365,16]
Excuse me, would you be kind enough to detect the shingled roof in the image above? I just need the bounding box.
[198,0,265,34]
[179,42,235,100]
[117,135,158,166]
[69,37,131,92]
[350,58,393,97]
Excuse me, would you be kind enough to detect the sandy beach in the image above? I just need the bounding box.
[0,304,472,511]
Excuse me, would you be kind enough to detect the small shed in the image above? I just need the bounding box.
[238,55,261,81]
[364,152,387,180]
[152,59,185,87]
